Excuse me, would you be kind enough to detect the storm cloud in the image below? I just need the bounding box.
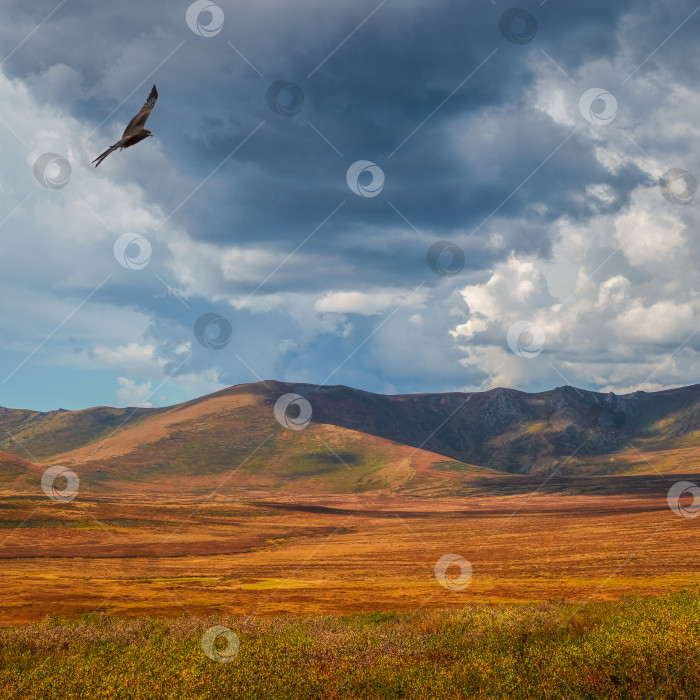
[0,0,698,409]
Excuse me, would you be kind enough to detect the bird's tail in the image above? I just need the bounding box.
[92,143,120,167]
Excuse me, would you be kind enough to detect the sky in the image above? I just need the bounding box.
[0,0,699,411]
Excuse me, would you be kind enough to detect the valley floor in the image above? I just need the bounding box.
[0,475,698,623]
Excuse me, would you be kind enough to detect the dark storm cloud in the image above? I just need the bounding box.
[4,0,700,407]
[0,0,661,295]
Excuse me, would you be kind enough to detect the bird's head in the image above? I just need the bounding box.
[145,130,153,138]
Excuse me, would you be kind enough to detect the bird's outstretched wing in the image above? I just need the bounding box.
[93,85,158,167]
[122,84,158,137]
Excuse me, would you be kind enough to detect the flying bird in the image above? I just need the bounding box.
[93,85,158,167]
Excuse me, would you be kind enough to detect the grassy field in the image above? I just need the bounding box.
[1,590,699,699]
[1,484,699,623]
[2,478,700,624]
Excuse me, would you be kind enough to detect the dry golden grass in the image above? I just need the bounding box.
[3,592,700,699]
[1,477,696,624]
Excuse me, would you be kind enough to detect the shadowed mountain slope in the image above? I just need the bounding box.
[270,381,700,475]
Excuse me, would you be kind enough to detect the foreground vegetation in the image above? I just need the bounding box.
[2,590,699,699]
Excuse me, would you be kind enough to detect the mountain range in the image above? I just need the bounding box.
[1,380,700,496]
